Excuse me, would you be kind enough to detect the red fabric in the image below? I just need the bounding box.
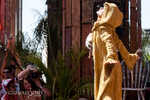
[0,83,2,89]
[3,94,18,100]
[0,24,2,30]
[0,0,5,44]
[1,79,18,100]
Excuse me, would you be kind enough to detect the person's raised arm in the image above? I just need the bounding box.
[0,51,8,79]
[114,33,139,70]
[17,65,37,80]
[33,78,51,97]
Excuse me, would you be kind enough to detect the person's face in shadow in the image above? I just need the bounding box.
[7,81,16,91]
[23,79,32,91]
[3,69,12,79]
[3,67,16,79]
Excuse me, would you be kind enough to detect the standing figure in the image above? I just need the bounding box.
[86,2,139,100]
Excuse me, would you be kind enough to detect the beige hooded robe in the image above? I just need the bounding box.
[92,2,139,100]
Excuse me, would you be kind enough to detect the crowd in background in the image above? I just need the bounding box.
[0,61,51,100]
[0,37,51,100]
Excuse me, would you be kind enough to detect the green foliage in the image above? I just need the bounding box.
[49,49,89,100]
[76,78,94,98]
[142,30,150,63]
[32,16,48,52]
[142,30,150,55]
[143,53,150,62]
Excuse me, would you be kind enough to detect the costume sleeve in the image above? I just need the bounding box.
[114,33,139,70]
[100,29,118,64]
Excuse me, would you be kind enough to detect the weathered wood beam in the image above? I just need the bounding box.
[71,0,81,53]
[130,0,138,52]
[137,0,142,49]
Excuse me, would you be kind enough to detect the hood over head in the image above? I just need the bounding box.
[95,2,123,29]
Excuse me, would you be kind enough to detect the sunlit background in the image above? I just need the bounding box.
[142,0,150,29]
[23,0,150,35]
[23,0,47,66]
[23,0,46,37]
[22,0,150,64]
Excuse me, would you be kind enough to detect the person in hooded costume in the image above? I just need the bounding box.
[86,2,139,100]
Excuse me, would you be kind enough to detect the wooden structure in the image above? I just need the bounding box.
[0,0,22,45]
[0,0,22,76]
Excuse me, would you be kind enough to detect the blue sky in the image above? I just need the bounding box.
[23,1,150,34]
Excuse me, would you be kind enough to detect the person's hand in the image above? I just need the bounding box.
[33,78,41,87]
[104,59,118,80]
[26,65,38,72]
[42,88,51,97]
[88,50,92,59]
[104,59,118,67]
[33,79,51,97]
[85,33,93,50]
[135,48,142,58]
[18,65,38,80]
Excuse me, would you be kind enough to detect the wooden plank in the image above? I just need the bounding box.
[81,55,93,81]
[0,0,5,44]
[65,0,72,26]
[62,0,65,55]
[81,23,92,48]
[137,0,142,49]
[71,0,80,52]
[130,0,137,52]
[81,23,93,80]
[82,0,92,23]
[65,27,72,52]
[123,0,129,50]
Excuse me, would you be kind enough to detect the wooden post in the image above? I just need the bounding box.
[71,0,81,53]
[122,0,129,50]
[0,0,5,44]
[62,0,65,55]
[130,0,137,52]
[137,0,142,49]
[62,0,72,54]
[81,0,93,80]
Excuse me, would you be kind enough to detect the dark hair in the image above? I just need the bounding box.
[11,56,19,66]
[4,65,16,73]
[3,67,12,73]
[7,79,15,88]
[19,76,40,91]
[24,62,34,67]
[25,64,42,78]
[10,64,16,70]
[27,77,39,91]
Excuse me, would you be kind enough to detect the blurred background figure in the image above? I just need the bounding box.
[18,64,51,100]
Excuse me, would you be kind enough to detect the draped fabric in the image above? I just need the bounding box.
[92,2,139,100]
